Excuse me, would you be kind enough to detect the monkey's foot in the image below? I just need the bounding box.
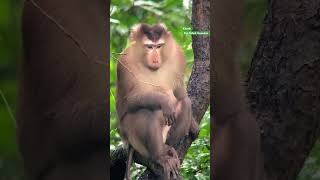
[164,145,179,160]
[157,155,180,180]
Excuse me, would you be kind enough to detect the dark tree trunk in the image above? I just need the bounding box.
[110,0,210,179]
[247,0,320,179]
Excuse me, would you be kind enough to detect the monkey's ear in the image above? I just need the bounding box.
[157,23,172,37]
[130,24,142,41]
[157,23,168,30]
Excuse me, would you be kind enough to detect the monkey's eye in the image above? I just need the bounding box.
[145,45,153,49]
[156,43,164,49]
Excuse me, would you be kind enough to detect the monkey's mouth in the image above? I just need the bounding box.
[148,61,161,70]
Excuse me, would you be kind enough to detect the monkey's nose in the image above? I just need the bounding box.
[153,59,159,63]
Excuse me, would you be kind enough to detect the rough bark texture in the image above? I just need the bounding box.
[188,0,210,121]
[109,0,210,179]
[247,0,320,179]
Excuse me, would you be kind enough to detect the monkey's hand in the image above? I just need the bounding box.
[162,101,176,126]
[162,90,178,126]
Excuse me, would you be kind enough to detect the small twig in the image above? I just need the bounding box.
[110,89,116,102]
[110,54,120,61]
[111,54,137,78]
[112,54,164,88]
[95,60,108,66]
[27,0,100,65]
[0,89,16,126]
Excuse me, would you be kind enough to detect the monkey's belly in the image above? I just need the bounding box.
[162,125,171,143]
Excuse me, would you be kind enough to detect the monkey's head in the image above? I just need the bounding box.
[130,23,172,71]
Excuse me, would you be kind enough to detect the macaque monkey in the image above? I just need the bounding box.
[116,23,199,180]
[212,0,264,179]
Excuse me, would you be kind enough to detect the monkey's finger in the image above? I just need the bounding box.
[174,170,179,180]
[168,116,172,125]
[173,160,181,180]
[164,165,170,180]
[165,117,170,126]
[171,166,178,180]
[171,115,176,123]
[173,158,180,170]
[170,115,175,125]
[167,161,173,177]
[167,117,171,125]
[166,116,172,126]
[171,115,176,124]
[169,116,172,123]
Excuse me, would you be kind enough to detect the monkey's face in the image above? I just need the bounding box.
[143,38,165,70]
[129,23,168,71]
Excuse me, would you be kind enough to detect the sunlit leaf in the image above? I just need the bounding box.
[110,18,120,24]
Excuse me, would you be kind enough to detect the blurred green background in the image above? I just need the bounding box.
[0,0,319,179]
[0,0,23,179]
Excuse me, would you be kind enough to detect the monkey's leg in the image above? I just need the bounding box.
[166,97,199,147]
[119,109,180,180]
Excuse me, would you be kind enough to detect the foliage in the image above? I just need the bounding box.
[181,110,210,179]
[298,142,320,180]
[0,0,23,179]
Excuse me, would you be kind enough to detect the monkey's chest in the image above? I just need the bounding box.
[137,72,176,89]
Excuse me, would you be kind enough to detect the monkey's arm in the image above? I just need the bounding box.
[124,91,176,125]
[173,86,194,119]
[173,86,188,100]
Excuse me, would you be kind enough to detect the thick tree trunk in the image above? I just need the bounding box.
[247,1,320,179]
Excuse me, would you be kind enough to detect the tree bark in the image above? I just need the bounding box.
[247,0,320,179]
[109,0,210,179]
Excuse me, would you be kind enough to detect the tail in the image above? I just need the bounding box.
[125,145,134,180]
